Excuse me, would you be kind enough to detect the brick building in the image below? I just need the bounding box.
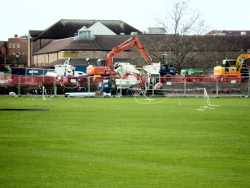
[0,41,7,64]
[29,19,141,66]
[7,35,28,65]
[30,19,250,70]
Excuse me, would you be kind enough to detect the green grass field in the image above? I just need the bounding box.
[0,96,250,188]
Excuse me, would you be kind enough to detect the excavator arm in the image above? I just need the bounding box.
[105,36,153,68]
[87,36,154,76]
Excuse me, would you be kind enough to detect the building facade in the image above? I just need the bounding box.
[29,19,142,67]
[0,35,28,66]
[0,41,7,64]
[7,35,28,65]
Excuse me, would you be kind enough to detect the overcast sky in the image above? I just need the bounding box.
[1,0,250,40]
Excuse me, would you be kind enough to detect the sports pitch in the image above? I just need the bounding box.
[0,97,250,188]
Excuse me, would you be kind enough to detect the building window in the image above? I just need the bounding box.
[16,43,20,49]
[8,43,12,48]
[77,26,95,40]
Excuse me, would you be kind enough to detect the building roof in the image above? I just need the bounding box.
[34,35,131,54]
[32,19,142,41]
[34,34,250,55]
[29,30,43,38]
[34,34,177,55]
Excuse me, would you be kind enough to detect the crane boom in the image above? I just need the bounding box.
[105,36,153,68]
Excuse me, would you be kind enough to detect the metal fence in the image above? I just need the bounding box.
[0,72,249,97]
[145,76,249,97]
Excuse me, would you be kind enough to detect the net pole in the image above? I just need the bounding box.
[204,88,211,106]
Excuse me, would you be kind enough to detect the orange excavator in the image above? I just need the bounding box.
[87,36,154,76]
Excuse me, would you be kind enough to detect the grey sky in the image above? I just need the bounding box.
[1,0,250,40]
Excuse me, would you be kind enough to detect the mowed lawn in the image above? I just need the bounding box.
[0,96,249,188]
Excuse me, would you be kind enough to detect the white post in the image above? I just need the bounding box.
[42,86,46,100]
[53,78,57,96]
[88,76,90,93]
[204,88,211,106]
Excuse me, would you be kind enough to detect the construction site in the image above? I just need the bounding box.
[1,19,250,97]
[1,1,250,188]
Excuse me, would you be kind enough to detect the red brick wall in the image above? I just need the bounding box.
[7,36,28,65]
[0,43,7,64]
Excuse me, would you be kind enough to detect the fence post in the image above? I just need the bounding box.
[144,75,148,96]
[216,78,219,97]
[53,78,57,96]
[88,76,90,93]
[18,76,21,96]
[247,79,250,97]
[184,77,186,96]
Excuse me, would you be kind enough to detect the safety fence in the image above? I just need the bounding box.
[146,76,249,97]
[0,73,249,97]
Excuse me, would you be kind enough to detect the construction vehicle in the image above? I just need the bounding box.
[236,52,250,80]
[214,52,249,81]
[87,36,154,76]
[159,64,176,76]
[87,36,178,77]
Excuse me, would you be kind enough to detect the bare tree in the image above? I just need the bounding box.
[155,1,207,72]
[168,1,205,35]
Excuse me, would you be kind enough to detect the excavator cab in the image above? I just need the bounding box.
[236,53,250,81]
[221,59,237,73]
[159,54,176,76]
[159,64,176,76]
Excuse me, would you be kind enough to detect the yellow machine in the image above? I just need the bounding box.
[214,52,249,80]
